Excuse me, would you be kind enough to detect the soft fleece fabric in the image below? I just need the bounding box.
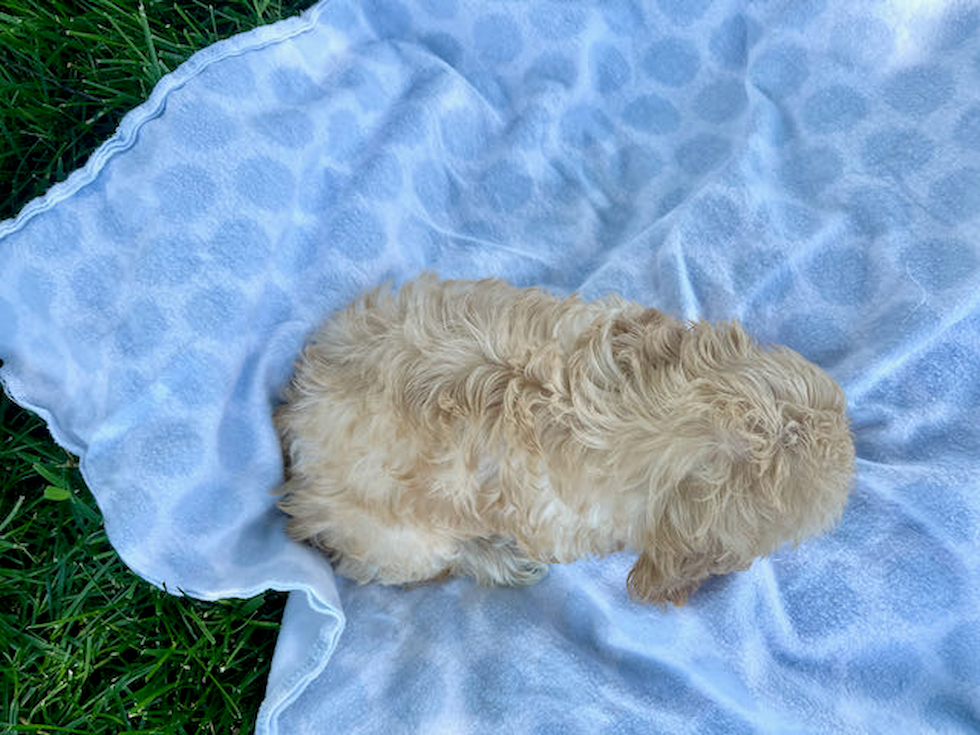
[1,0,979,732]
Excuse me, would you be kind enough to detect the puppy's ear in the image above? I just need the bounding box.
[627,549,713,607]
[631,441,739,608]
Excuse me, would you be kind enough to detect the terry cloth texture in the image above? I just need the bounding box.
[1,1,979,732]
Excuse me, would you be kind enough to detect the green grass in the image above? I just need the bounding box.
[0,397,285,732]
[1,2,314,732]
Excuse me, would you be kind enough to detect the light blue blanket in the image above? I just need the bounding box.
[2,0,979,732]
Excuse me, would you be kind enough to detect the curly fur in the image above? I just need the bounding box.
[275,274,855,606]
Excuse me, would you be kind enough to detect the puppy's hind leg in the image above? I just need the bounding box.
[284,496,461,587]
[453,536,549,587]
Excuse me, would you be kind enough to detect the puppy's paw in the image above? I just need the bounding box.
[510,559,550,586]
[455,536,550,587]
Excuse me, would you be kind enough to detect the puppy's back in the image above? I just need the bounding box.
[292,274,608,420]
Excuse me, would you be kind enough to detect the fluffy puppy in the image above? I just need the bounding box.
[276,273,855,606]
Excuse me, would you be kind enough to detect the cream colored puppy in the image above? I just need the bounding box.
[276,274,854,605]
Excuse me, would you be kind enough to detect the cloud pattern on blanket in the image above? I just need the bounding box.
[1,0,979,732]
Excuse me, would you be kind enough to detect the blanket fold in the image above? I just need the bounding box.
[2,0,978,732]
